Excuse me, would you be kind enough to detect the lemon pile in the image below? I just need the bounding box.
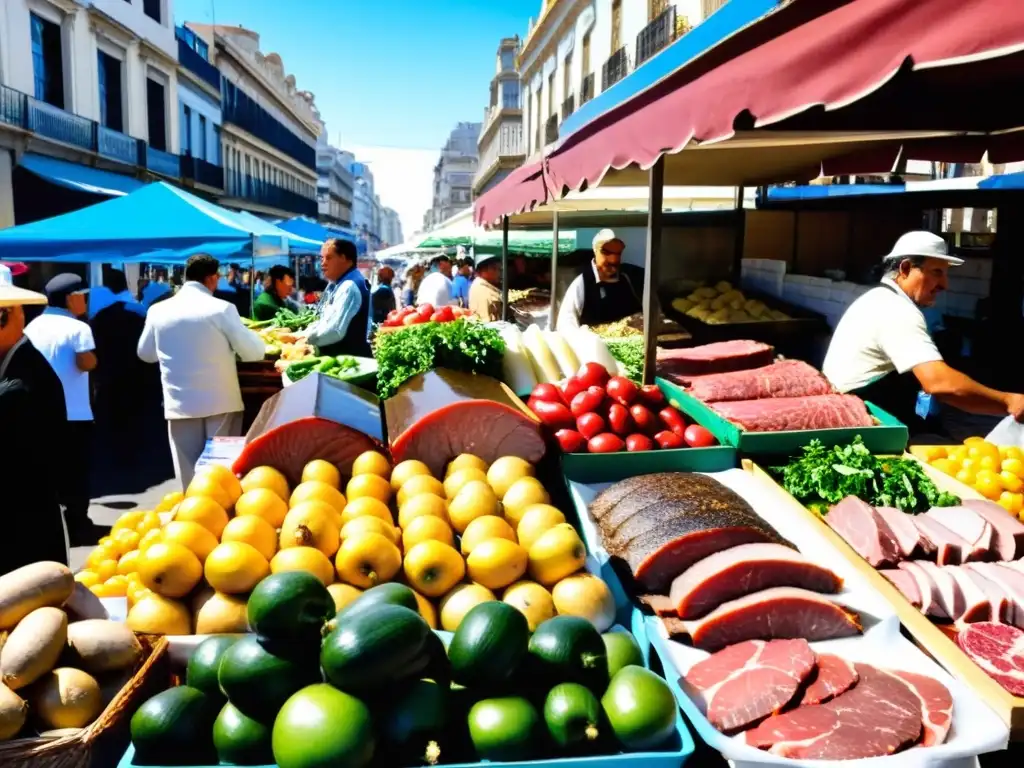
[77,451,614,636]
[921,438,1024,515]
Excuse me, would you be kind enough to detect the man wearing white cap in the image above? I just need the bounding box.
[823,231,1024,431]
[556,228,641,332]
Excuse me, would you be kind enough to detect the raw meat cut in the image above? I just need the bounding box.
[966,563,1024,627]
[233,417,381,487]
[668,543,842,619]
[656,339,774,377]
[913,516,970,565]
[880,569,922,608]
[682,639,816,732]
[891,669,953,747]
[744,664,924,759]
[590,473,790,592]
[945,566,993,622]
[826,497,901,568]
[384,369,546,478]
[957,622,1024,695]
[898,562,947,618]
[710,394,873,432]
[875,506,935,559]
[962,499,1024,561]
[924,506,994,561]
[912,561,965,621]
[795,654,859,706]
[960,567,1012,624]
[671,587,862,652]
[679,360,832,403]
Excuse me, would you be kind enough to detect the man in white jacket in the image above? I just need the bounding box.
[137,254,266,490]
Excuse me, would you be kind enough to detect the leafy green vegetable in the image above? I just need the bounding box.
[606,338,644,383]
[374,319,505,399]
[273,307,316,331]
[286,355,365,383]
[769,436,959,514]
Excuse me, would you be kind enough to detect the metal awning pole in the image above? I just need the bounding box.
[250,253,256,318]
[549,209,560,330]
[501,216,509,320]
[642,157,665,385]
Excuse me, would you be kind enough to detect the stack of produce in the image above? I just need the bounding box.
[499,323,624,390]
[242,310,316,362]
[379,302,475,328]
[524,362,716,454]
[281,354,374,384]
[669,281,790,325]
[129,577,680,767]
[0,563,144,741]
[919,438,1024,514]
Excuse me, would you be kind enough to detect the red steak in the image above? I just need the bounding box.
[795,654,859,707]
[682,639,816,733]
[710,394,873,432]
[891,669,953,747]
[681,360,832,403]
[957,621,1024,695]
[656,339,774,377]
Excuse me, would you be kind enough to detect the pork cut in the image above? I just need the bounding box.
[913,516,970,565]
[962,499,1024,561]
[682,639,816,732]
[960,567,1012,624]
[945,566,993,622]
[924,506,994,561]
[672,587,862,652]
[880,568,922,608]
[680,360,832,403]
[668,543,842,619]
[744,664,924,759]
[710,394,873,432]
[656,339,774,377]
[957,621,1024,695]
[912,561,966,621]
[966,563,1024,627]
[898,561,947,618]
[795,654,859,706]
[826,497,901,568]
[875,506,935,559]
[890,670,953,747]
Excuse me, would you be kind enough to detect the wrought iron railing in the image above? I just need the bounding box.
[27,99,93,151]
[223,81,316,170]
[177,38,221,92]
[144,146,181,177]
[181,156,224,189]
[601,47,630,91]
[580,73,595,105]
[562,94,575,121]
[544,114,559,145]
[97,125,138,165]
[636,6,677,66]
[238,173,317,216]
[0,84,26,129]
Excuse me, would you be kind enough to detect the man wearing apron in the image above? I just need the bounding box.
[822,231,1024,436]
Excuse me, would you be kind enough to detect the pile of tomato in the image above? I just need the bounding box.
[381,303,475,327]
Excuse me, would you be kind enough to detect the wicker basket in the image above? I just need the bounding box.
[0,636,169,768]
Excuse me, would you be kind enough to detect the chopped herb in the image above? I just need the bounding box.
[606,338,645,383]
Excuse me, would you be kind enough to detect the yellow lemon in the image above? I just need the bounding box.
[1002,458,1024,478]
[173,496,229,539]
[502,580,556,631]
[502,477,551,528]
[221,514,279,561]
[975,475,1004,501]
[138,528,162,554]
[339,496,393,526]
[280,501,342,557]
[195,464,243,505]
[126,593,191,635]
[978,455,1001,472]
[390,460,431,492]
[955,468,977,487]
[999,491,1024,516]
[486,456,534,499]
[402,515,455,550]
[444,468,489,501]
[1000,471,1024,494]
[916,446,946,463]
[204,542,271,594]
[351,451,392,480]
[439,583,496,632]
[137,542,204,598]
[270,546,335,586]
[114,529,141,554]
[74,570,100,589]
[445,454,489,477]
[155,491,184,514]
[341,515,400,545]
[448,481,500,534]
[460,515,516,556]
[235,488,289,528]
[116,550,141,576]
[113,511,143,534]
[527,524,586,587]
[93,559,118,582]
[161,521,219,562]
[335,533,401,589]
[301,459,342,488]
[947,446,968,463]
[413,591,438,629]
[290,481,347,514]
[466,539,528,591]
[1003,446,1024,462]
[326,583,363,612]
[186,474,235,512]
[346,473,392,505]
[402,540,464,598]
[136,511,162,534]
[240,466,291,502]
[517,504,567,551]
[398,494,449,529]
[397,475,446,508]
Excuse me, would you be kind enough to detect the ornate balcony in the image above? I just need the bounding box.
[636,6,678,67]
[601,47,630,91]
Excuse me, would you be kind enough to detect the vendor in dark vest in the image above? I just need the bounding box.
[284,238,371,358]
[556,229,642,331]
[822,231,1024,434]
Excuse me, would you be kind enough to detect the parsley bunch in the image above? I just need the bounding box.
[606,338,645,383]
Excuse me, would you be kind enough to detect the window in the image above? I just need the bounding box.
[547,72,555,114]
[563,51,573,97]
[146,76,167,150]
[212,124,221,165]
[611,0,623,52]
[97,51,123,131]
[197,115,206,160]
[143,0,161,24]
[649,0,669,21]
[181,104,192,155]
[500,49,514,71]
[503,80,520,109]
[31,14,64,108]
[582,32,591,79]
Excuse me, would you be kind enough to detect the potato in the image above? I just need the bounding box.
[30,667,102,730]
[0,562,74,630]
[0,682,27,740]
[66,620,142,674]
[1,607,68,690]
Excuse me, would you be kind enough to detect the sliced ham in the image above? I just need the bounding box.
[912,561,965,621]
[960,567,1012,624]
[879,569,922,608]
[912,516,970,565]
[968,563,1024,628]
[945,567,993,623]
[1002,560,1024,575]
[898,561,948,618]
[795,654,859,707]
[924,506,994,561]
[875,507,935,559]
[962,499,1024,561]
[668,543,842,620]
[826,497,901,568]
[674,587,862,652]
[887,669,953,748]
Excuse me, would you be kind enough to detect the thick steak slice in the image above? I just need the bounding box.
[957,622,1024,695]
[898,562,947,618]
[946,566,993,622]
[669,543,842,619]
[679,587,862,652]
[959,567,1012,623]
[710,394,873,432]
[924,507,994,561]
[656,339,774,377]
[890,670,953,747]
[682,639,816,733]
[795,654,859,706]
[913,516,970,565]
[826,497,901,568]
[683,360,832,403]
[967,563,1024,627]
[745,664,923,759]
[875,507,935,559]
[880,569,922,608]
[962,499,1024,561]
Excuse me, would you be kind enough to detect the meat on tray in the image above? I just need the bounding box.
[795,654,859,707]
[710,394,873,432]
[656,339,774,377]
[827,497,902,568]
[957,621,1024,696]
[679,359,833,403]
[875,506,936,559]
[589,473,790,592]
[963,499,1024,560]
[924,506,994,561]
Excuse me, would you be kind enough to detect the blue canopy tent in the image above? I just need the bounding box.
[275,216,355,244]
[233,211,322,254]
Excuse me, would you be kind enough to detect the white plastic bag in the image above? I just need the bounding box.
[987,416,1024,448]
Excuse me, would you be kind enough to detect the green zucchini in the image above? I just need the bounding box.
[528,615,608,693]
[448,602,528,688]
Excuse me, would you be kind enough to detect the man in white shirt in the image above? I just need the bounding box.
[138,254,266,490]
[822,230,1024,432]
[416,254,454,308]
[24,273,104,545]
[557,229,642,332]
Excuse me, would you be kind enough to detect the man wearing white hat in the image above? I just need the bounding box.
[557,228,641,332]
[823,231,1024,431]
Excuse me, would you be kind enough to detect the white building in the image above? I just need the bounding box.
[379,206,403,248]
[350,160,378,249]
[474,36,525,198]
[519,0,724,158]
[175,24,222,195]
[423,122,481,230]
[316,134,354,228]
[186,23,319,220]
[0,0,182,229]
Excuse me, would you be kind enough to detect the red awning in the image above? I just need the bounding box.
[473,160,549,227]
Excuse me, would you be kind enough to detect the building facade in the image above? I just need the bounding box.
[473,36,525,198]
[187,23,318,219]
[0,0,184,228]
[175,24,222,195]
[379,206,403,248]
[350,160,379,251]
[423,121,481,230]
[316,135,354,228]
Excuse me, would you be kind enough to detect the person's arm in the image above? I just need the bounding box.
[913,361,1024,419]
[74,324,98,372]
[219,303,267,363]
[137,317,158,363]
[307,282,360,349]
[555,276,585,332]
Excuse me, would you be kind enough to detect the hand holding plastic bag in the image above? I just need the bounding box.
[987,416,1024,448]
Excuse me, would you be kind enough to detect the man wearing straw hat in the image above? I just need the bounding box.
[0,264,70,569]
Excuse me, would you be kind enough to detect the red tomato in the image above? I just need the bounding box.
[562,376,587,404]
[659,407,688,436]
[433,306,455,323]
[625,434,655,452]
[531,383,566,405]
[530,400,575,430]
[607,403,633,436]
[605,376,639,406]
[654,430,686,449]
[588,433,625,454]
[386,309,401,324]
[400,305,418,316]
[402,313,424,325]
[629,404,658,434]
[638,385,665,407]
[684,424,717,448]
[576,412,606,440]
[575,362,611,389]
[416,304,435,322]
[554,429,587,453]
[570,388,604,418]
